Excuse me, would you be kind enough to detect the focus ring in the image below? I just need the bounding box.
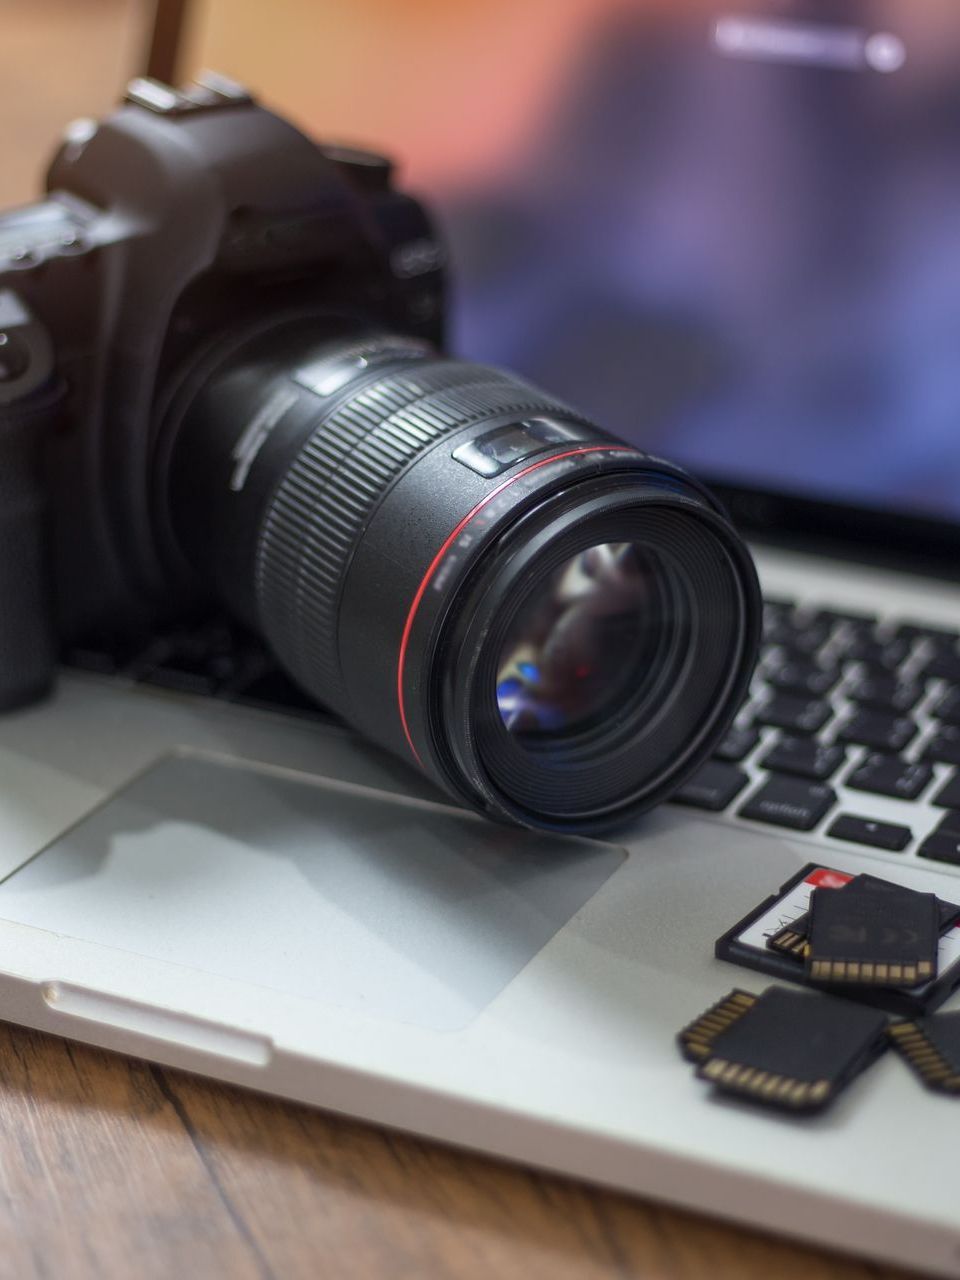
[255,354,580,716]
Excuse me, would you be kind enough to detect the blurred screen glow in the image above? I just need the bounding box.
[185,0,960,521]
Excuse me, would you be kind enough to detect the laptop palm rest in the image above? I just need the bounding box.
[0,753,624,1031]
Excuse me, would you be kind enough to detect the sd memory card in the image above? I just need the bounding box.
[768,874,960,961]
[806,881,938,987]
[683,986,888,1113]
[716,863,960,1016]
[889,1012,960,1095]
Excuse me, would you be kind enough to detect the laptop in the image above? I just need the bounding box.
[3,1,960,1275]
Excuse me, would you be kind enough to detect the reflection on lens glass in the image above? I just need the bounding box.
[496,542,659,740]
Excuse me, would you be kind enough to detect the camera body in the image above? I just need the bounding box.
[0,74,444,707]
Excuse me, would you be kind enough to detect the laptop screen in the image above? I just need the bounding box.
[181,0,960,525]
[420,1,960,525]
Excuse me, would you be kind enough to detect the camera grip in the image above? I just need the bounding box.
[0,396,59,709]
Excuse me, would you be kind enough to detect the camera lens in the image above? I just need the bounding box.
[163,327,760,832]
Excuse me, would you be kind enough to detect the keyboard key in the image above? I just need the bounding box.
[765,657,840,699]
[62,635,152,675]
[844,753,933,801]
[936,810,960,837]
[761,598,791,631]
[838,635,911,671]
[713,725,760,763]
[759,735,845,781]
[738,777,836,831]
[827,814,912,853]
[63,646,130,676]
[673,762,749,812]
[920,653,960,685]
[846,673,923,714]
[927,637,960,663]
[133,623,250,693]
[815,609,878,631]
[785,626,834,657]
[761,611,796,649]
[922,726,960,767]
[762,613,832,655]
[932,686,960,725]
[836,709,916,754]
[918,832,960,867]
[932,772,960,810]
[755,694,832,735]
[894,623,959,649]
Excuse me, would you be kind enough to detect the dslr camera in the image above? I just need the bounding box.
[0,75,759,832]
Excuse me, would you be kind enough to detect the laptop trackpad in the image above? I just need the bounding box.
[0,753,624,1030]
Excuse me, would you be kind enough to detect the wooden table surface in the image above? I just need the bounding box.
[0,1018,921,1280]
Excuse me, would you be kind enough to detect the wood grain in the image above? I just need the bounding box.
[0,1020,921,1280]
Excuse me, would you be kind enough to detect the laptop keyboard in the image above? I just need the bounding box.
[62,598,960,872]
[674,598,960,871]
[63,620,333,722]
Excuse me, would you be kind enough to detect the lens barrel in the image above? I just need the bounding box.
[164,328,760,832]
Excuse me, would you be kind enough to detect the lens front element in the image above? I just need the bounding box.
[496,542,662,742]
